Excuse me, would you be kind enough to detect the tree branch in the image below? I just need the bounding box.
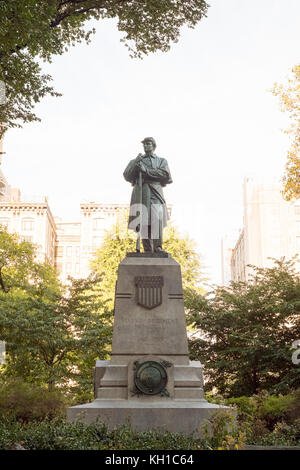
[50,1,106,27]
[0,268,8,293]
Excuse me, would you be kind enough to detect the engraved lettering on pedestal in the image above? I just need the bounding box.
[135,276,164,309]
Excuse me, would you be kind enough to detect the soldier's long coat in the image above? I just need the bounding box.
[123,154,172,234]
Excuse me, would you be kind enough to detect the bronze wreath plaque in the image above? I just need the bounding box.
[133,360,171,396]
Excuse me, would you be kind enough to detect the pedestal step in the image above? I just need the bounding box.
[67,399,229,436]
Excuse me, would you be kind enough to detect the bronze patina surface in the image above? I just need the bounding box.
[134,360,168,396]
[123,137,172,253]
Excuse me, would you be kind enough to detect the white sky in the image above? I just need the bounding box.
[2,0,300,284]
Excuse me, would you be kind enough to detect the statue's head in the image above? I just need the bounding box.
[142,137,156,153]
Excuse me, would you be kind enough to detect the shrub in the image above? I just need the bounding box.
[207,390,300,446]
[0,379,66,422]
[248,419,300,446]
[257,394,295,426]
[284,389,300,423]
[200,409,246,450]
[0,418,206,450]
[226,396,256,420]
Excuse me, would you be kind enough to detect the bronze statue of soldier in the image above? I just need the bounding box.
[123,137,172,253]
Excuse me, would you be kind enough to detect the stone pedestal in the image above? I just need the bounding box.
[67,254,228,435]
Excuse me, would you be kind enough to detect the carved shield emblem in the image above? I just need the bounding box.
[135,276,164,309]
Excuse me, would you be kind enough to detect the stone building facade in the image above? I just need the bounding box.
[220,230,241,285]
[230,178,300,282]
[79,203,129,280]
[0,198,57,265]
[54,204,128,282]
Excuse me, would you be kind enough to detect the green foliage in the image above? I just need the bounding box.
[0,390,299,449]
[200,410,246,450]
[0,378,66,422]
[90,212,136,309]
[225,396,256,419]
[0,418,205,450]
[0,225,112,393]
[255,419,300,446]
[258,394,295,422]
[248,391,300,446]
[163,224,207,290]
[91,213,206,310]
[0,274,112,391]
[0,413,299,450]
[0,0,208,136]
[187,258,300,396]
[0,213,204,394]
[225,393,295,424]
[0,225,58,293]
[206,390,300,447]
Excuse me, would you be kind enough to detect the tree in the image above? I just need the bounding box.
[0,226,112,393]
[271,64,300,201]
[0,0,209,137]
[0,224,58,293]
[186,258,300,397]
[0,273,112,392]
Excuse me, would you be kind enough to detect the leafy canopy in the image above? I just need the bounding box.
[0,0,209,137]
[271,64,300,201]
[187,258,300,397]
[0,226,112,393]
[0,224,58,294]
[0,274,112,392]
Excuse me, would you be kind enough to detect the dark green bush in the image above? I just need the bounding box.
[0,385,299,449]
[0,418,205,450]
[220,390,300,446]
[222,391,298,425]
[247,419,300,446]
[226,396,256,419]
[256,393,295,426]
[0,379,66,422]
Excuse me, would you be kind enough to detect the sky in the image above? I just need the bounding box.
[2,0,300,284]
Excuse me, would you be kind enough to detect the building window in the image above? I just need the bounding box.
[92,236,102,249]
[56,246,64,257]
[75,263,80,274]
[56,263,63,274]
[295,206,300,216]
[22,218,34,231]
[67,246,72,257]
[66,263,72,273]
[76,247,80,257]
[93,218,104,230]
[23,236,33,243]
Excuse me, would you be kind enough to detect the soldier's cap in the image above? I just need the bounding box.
[141,137,156,149]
